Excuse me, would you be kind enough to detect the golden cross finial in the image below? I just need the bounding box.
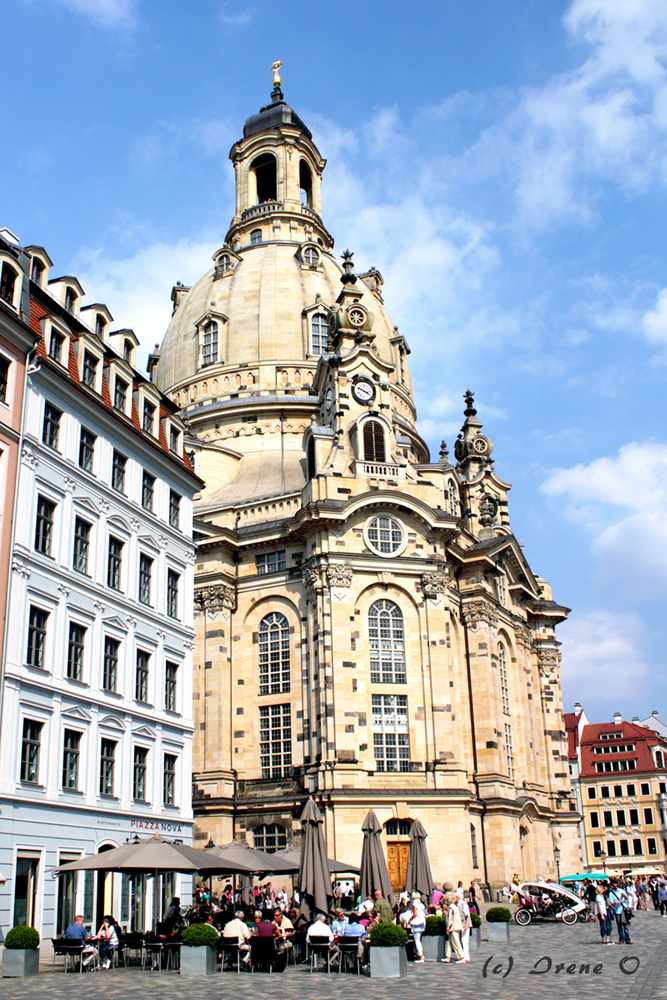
[271,60,283,88]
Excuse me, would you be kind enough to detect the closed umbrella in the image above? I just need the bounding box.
[298,798,333,920]
[360,809,395,908]
[404,820,434,900]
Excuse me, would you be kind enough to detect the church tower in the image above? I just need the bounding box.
[152,70,581,887]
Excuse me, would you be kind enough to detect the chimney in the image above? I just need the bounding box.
[632,716,639,722]
[574,702,581,712]
[652,710,660,718]
[613,712,622,725]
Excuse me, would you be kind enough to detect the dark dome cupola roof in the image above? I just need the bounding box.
[243,98,312,141]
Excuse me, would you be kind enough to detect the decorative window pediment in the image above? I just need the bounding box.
[61,705,91,722]
[102,615,129,632]
[137,534,160,553]
[99,714,125,731]
[132,725,155,740]
[107,514,131,534]
[212,247,241,278]
[72,495,99,517]
[194,310,228,368]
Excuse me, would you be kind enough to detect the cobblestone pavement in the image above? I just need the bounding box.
[0,911,665,1000]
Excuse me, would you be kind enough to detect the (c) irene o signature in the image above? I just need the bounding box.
[481,955,641,978]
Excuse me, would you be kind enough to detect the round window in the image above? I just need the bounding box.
[365,516,405,557]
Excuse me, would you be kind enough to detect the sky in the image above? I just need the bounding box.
[3,0,667,725]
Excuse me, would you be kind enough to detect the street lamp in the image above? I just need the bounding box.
[554,846,561,883]
[599,849,607,875]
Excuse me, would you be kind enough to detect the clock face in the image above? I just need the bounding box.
[352,379,375,404]
[325,387,333,411]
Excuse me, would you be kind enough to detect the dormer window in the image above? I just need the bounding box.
[311,313,328,354]
[95,314,106,339]
[202,322,218,365]
[114,377,128,412]
[82,351,98,389]
[64,287,77,314]
[31,259,44,285]
[143,401,156,435]
[49,329,64,364]
[304,247,319,266]
[0,262,17,306]
[250,229,262,246]
[124,339,133,363]
[169,425,181,454]
[219,254,231,271]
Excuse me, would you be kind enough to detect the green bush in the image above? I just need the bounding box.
[423,915,448,936]
[486,906,512,923]
[4,927,40,950]
[470,912,482,928]
[181,923,219,947]
[368,922,408,947]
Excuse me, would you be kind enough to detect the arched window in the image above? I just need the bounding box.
[385,819,412,836]
[447,480,458,516]
[311,313,327,354]
[202,321,218,365]
[95,314,106,339]
[498,642,510,715]
[250,153,277,203]
[656,750,664,768]
[64,286,77,314]
[253,823,287,853]
[471,825,479,868]
[250,229,263,246]
[304,247,319,266]
[0,263,18,306]
[259,612,290,695]
[307,437,316,480]
[31,258,44,286]
[299,160,313,207]
[369,599,406,683]
[363,420,386,462]
[219,254,231,271]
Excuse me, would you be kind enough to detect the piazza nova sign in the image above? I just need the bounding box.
[96,816,189,837]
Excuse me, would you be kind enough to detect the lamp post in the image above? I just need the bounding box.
[599,849,607,875]
[554,846,561,883]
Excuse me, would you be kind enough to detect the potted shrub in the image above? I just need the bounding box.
[421,915,447,961]
[486,906,512,942]
[369,922,408,978]
[180,922,219,975]
[2,927,40,978]
[469,911,482,950]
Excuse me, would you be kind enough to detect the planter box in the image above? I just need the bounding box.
[370,946,408,978]
[487,922,510,943]
[421,936,445,962]
[179,945,217,975]
[2,949,40,978]
[469,927,482,951]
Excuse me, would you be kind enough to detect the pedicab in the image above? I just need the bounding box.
[514,881,588,925]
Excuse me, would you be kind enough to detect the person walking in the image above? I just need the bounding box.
[657,882,667,917]
[441,893,465,964]
[408,891,427,963]
[608,883,631,944]
[458,892,472,962]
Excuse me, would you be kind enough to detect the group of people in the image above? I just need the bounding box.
[64,914,120,970]
[588,876,667,945]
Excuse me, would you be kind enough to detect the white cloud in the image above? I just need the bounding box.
[642,288,667,342]
[218,3,254,29]
[559,610,651,704]
[71,239,218,369]
[541,441,667,594]
[40,0,137,27]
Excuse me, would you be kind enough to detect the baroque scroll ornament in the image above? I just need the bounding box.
[194,585,235,614]
[420,569,450,598]
[462,600,499,629]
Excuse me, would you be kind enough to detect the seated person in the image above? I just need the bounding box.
[306,913,333,943]
[357,894,375,916]
[96,915,119,970]
[343,915,368,960]
[223,910,252,966]
[274,910,293,953]
[331,909,349,938]
[256,909,278,938]
[163,896,182,935]
[65,915,98,967]
[204,914,220,936]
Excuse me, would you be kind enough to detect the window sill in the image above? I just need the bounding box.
[66,677,88,687]
[99,794,119,801]
[61,788,84,796]
[164,709,181,718]
[163,804,180,811]
[102,689,122,698]
[133,798,150,806]
[134,700,153,709]
[24,664,50,674]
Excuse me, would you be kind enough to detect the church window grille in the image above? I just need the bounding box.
[368,600,406,684]
[256,551,286,575]
[250,229,262,246]
[367,516,402,555]
[496,574,509,607]
[385,819,411,836]
[259,613,290,695]
[259,705,291,779]
[372,694,409,772]
[498,643,510,715]
[311,313,327,354]
[202,322,218,365]
[471,825,479,868]
[304,247,319,266]
[504,723,514,780]
[363,420,386,462]
[253,824,287,853]
[447,480,458,516]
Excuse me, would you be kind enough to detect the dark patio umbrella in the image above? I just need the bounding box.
[206,841,299,876]
[298,798,333,920]
[52,835,251,876]
[404,820,434,900]
[360,809,395,907]
[274,848,359,875]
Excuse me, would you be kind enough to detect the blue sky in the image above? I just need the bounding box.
[4,0,667,725]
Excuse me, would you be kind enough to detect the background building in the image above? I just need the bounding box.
[0,237,202,939]
[567,707,667,874]
[152,80,581,890]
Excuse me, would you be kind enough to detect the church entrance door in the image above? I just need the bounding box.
[387,842,410,894]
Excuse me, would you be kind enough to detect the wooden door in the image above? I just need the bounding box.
[387,842,410,894]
